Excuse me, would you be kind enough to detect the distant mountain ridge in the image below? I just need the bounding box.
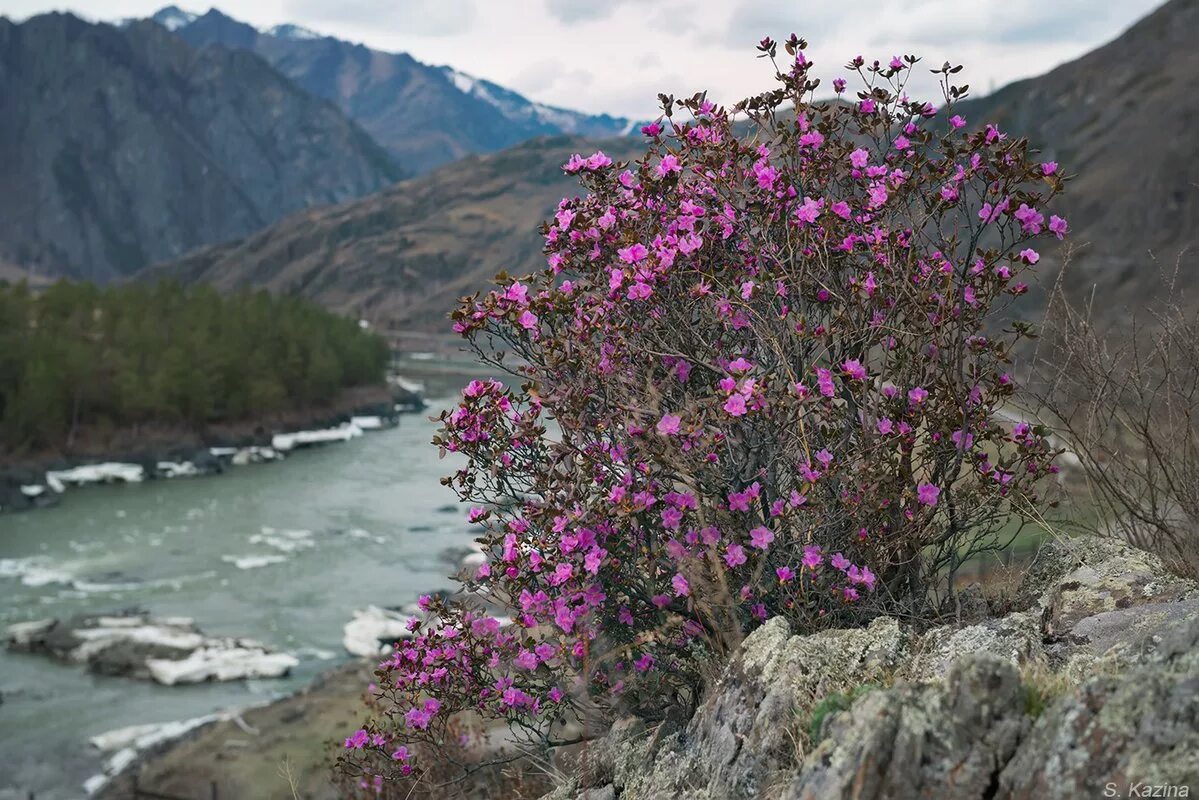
[151,6,639,175]
[140,136,643,331]
[952,0,1199,311]
[0,12,401,281]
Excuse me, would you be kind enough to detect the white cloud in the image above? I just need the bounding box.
[1,0,1168,119]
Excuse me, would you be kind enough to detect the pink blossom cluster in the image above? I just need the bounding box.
[339,37,1066,790]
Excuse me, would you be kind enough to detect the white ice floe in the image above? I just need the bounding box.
[156,461,201,478]
[350,415,385,430]
[7,613,297,686]
[271,423,363,452]
[146,645,299,685]
[221,554,289,570]
[0,556,75,588]
[343,605,416,657]
[45,463,145,488]
[249,527,315,553]
[391,375,427,395]
[20,484,46,497]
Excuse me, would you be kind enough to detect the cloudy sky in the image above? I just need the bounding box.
[2,0,1167,119]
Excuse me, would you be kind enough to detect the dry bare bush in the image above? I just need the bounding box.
[1033,267,1199,577]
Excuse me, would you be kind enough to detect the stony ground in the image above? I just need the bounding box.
[545,537,1199,800]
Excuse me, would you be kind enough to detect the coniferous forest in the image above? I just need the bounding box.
[0,280,389,454]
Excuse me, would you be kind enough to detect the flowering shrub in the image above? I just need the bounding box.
[338,37,1067,792]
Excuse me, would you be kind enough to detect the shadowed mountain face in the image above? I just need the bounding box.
[140,136,641,332]
[0,13,401,282]
[158,7,637,176]
[953,0,1199,311]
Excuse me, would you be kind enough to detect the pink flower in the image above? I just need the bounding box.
[1049,215,1069,239]
[656,154,683,176]
[776,566,795,583]
[344,729,369,749]
[949,114,966,129]
[830,552,850,571]
[627,281,653,300]
[657,413,682,436]
[850,148,870,169]
[505,281,529,304]
[908,386,928,405]
[831,200,851,220]
[917,482,941,506]
[723,543,747,567]
[801,545,823,569]
[795,196,823,225]
[1041,161,1058,175]
[842,359,867,381]
[518,310,538,330]
[671,573,690,596]
[1019,248,1040,265]
[817,368,836,398]
[748,526,775,549]
[618,243,648,263]
[724,393,748,417]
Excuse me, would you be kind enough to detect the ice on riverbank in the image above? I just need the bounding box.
[342,605,416,657]
[5,612,297,686]
[147,645,299,685]
[84,711,238,795]
[272,422,363,452]
[47,462,145,490]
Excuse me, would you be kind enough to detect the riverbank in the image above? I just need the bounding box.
[0,381,426,514]
[92,660,373,800]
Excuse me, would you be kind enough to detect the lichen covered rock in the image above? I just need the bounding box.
[786,655,1029,800]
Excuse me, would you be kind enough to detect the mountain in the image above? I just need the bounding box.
[953,0,1199,311]
[141,136,641,331]
[0,13,401,282]
[144,0,1199,335]
[154,7,637,175]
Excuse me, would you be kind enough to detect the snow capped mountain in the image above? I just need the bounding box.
[436,66,641,139]
[268,23,322,41]
[150,5,196,31]
[147,6,640,174]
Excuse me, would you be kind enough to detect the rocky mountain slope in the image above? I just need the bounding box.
[954,0,1199,312]
[141,136,642,332]
[155,7,637,175]
[142,0,1198,333]
[0,13,401,281]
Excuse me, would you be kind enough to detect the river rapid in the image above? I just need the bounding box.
[0,389,475,799]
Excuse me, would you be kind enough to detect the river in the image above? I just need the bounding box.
[0,387,475,799]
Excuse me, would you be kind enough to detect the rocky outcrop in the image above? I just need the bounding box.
[546,537,1199,800]
[5,612,298,685]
